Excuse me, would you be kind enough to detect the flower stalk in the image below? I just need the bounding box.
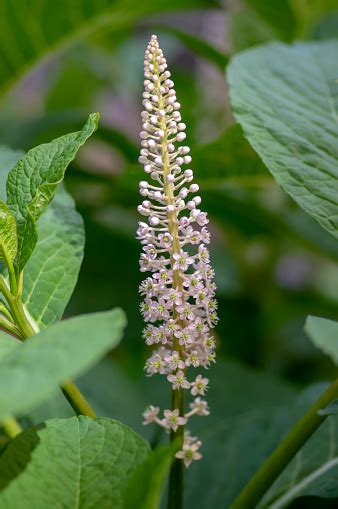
[137,35,218,507]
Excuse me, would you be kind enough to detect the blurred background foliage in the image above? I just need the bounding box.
[1,1,338,505]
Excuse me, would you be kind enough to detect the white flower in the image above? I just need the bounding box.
[167,370,190,390]
[143,405,160,424]
[191,375,209,396]
[162,409,187,432]
[175,434,202,467]
[172,251,194,271]
[189,397,210,416]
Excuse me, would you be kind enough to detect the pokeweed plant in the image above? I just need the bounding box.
[137,35,218,508]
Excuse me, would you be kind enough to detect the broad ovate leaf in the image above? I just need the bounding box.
[227,40,338,239]
[6,113,99,270]
[23,186,84,328]
[305,315,338,364]
[0,200,17,264]
[0,417,149,508]
[0,308,126,419]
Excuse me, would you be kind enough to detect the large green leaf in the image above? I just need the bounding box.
[0,0,211,98]
[0,200,17,264]
[6,113,98,270]
[22,186,84,328]
[0,416,149,508]
[227,40,338,240]
[0,308,126,419]
[305,315,338,365]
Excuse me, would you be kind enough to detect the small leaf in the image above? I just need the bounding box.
[305,315,338,364]
[0,308,126,419]
[6,113,99,270]
[227,40,338,239]
[0,416,150,508]
[0,200,17,265]
[123,443,176,509]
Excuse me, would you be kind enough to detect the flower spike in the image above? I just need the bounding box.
[137,34,218,467]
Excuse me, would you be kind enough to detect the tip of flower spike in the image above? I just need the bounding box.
[147,34,159,50]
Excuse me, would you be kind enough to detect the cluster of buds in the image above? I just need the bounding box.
[137,35,218,467]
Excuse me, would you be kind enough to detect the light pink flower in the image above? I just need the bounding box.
[167,370,190,390]
[162,409,187,432]
[191,375,209,396]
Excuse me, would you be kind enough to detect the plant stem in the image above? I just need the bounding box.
[61,380,96,418]
[2,417,23,438]
[230,378,338,509]
[167,388,184,509]
[0,275,96,419]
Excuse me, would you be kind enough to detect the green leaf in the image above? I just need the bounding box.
[6,113,98,270]
[123,443,175,509]
[0,0,211,98]
[0,335,18,360]
[0,416,149,508]
[22,186,85,328]
[305,315,338,364]
[228,40,338,239]
[0,200,17,264]
[0,308,126,419]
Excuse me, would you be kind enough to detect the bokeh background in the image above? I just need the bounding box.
[2,1,338,507]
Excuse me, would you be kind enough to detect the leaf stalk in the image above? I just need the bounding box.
[230,378,338,509]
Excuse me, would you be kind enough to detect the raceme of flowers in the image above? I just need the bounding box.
[137,35,218,468]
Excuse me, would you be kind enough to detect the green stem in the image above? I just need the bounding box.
[61,380,96,418]
[167,388,185,509]
[2,417,23,438]
[230,378,338,509]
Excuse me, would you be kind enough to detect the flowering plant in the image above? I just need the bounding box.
[137,36,218,479]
